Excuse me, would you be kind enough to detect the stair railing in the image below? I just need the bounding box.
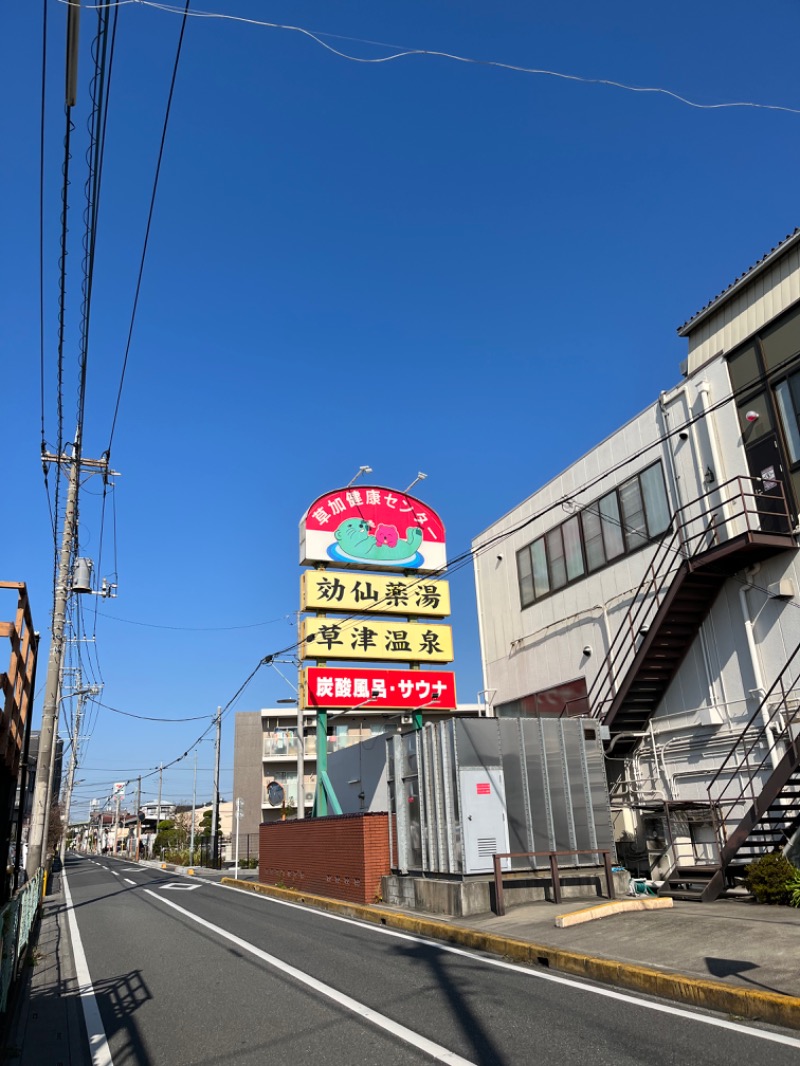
[708,642,800,850]
[588,477,790,722]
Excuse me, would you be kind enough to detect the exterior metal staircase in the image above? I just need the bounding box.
[585,476,799,902]
[660,648,800,901]
[588,476,794,757]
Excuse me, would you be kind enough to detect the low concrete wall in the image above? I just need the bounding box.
[383,866,630,917]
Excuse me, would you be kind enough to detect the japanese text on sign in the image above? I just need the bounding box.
[301,572,450,617]
[303,667,457,709]
[300,619,453,663]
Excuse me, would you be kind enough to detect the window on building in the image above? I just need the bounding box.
[775,373,800,464]
[515,462,670,608]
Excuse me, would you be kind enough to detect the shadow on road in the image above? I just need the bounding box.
[391,939,508,1065]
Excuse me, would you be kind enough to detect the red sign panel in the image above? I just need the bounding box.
[304,666,457,710]
[476,783,491,795]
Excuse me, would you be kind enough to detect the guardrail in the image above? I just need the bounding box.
[0,870,43,1013]
[492,850,615,916]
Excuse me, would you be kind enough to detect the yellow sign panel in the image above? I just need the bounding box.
[301,571,450,618]
[300,618,453,663]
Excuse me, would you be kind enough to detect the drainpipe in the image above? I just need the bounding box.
[660,389,722,713]
[593,603,616,697]
[696,379,730,539]
[738,564,781,771]
[658,391,685,513]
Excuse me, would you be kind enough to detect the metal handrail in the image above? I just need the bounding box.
[588,476,791,721]
[492,849,615,915]
[707,642,800,846]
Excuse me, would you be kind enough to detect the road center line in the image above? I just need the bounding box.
[216,883,800,1049]
[63,871,114,1066]
[143,889,475,1065]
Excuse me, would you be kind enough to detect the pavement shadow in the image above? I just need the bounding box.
[704,956,785,995]
[391,940,509,1065]
[90,969,154,1066]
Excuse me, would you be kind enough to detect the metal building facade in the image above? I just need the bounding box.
[388,717,615,876]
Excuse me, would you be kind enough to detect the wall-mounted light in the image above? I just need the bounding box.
[678,430,690,441]
[745,410,760,423]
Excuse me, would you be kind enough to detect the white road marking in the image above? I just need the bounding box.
[124,878,136,885]
[216,883,800,1049]
[144,889,475,1065]
[160,882,201,891]
[64,872,114,1066]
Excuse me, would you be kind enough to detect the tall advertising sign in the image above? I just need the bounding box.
[298,485,457,815]
[300,487,447,573]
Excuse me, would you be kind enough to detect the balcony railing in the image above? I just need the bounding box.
[263,730,378,760]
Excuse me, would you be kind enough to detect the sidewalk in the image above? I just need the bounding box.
[227,878,800,1031]
[452,894,800,999]
[1,865,87,1065]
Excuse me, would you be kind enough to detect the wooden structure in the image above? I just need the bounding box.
[0,583,37,899]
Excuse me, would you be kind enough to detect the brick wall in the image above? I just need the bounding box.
[259,812,390,905]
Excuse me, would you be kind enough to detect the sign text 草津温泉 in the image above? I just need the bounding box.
[300,618,453,664]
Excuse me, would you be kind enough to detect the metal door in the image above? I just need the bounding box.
[745,432,791,533]
[459,767,510,874]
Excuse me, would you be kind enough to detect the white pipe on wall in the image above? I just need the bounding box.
[738,564,781,772]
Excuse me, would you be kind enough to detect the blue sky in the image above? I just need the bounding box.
[3,1,800,819]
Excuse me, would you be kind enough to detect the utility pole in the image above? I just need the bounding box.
[189,748,197,866]
[27,445,118,878]
[27,448,79,877]
[211,707,221,868]
[112,789,121,856]
[156,763,163,836]
[59,679,98,865]
[135,776,142,860]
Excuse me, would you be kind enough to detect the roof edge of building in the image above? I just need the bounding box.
[677,228,800,337]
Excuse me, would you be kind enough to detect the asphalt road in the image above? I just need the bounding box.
[63,854,800,1066]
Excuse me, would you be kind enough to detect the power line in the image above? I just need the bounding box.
[59,0,800,116]
[89,699,212,722]
[93,610,294,632]
[38,0,49,470]
[106,0,192,457]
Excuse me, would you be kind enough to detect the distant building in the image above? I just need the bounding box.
[233,704,482,838]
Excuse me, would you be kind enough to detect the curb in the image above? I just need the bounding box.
[555,897,673,928]
[221,877,800,1031]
